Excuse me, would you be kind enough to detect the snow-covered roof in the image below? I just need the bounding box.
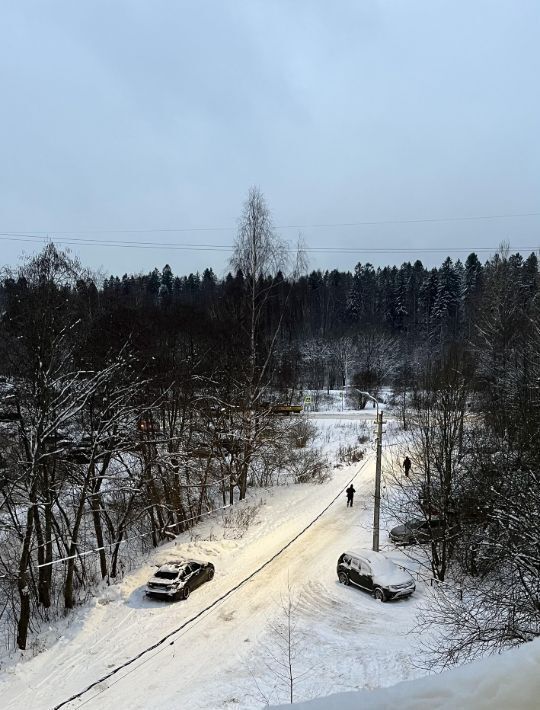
[158,558,207,572]
[158,560,188,573]
[342,549,388,565]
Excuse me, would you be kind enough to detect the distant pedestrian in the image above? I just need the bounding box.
[346,484,356,507]
[403,456,412,477]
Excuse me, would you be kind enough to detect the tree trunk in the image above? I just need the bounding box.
[17,504,35,650]
[43,498,54,605]
[33,505,51,608]
[90,492,108,579]
[64,464,95,610]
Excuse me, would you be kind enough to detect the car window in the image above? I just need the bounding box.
[191,562,200,570]
[342,555,351,565]
[359,561,371,574]
[155,570,178,580]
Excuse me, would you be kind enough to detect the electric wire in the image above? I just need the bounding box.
[30,499,236,570]
[0,232,537,255]
[49,456,371,710]
[2,208,540,235]
[24,471,240,558]
[0,210,539,254]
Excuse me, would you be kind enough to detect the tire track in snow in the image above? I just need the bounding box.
[50,458,372,710]
[10,608,139,703]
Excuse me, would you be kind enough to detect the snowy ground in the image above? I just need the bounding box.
[271,636,540,710]
[0,415,429,709]
[303,388,390,415]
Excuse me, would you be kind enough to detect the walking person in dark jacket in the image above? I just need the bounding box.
[403,456,412,477]
[346,484,356,507]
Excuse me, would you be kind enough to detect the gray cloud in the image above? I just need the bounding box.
[1,0,539,276]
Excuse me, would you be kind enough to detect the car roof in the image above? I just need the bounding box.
[159,558,206,570]
[342,549,391,565]
[157,561,187,573]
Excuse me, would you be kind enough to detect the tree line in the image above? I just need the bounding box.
[0,188,539,662]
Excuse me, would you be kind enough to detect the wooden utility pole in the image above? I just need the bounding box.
[372,410,383,552]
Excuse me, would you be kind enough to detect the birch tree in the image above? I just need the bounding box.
[229,187,289,499]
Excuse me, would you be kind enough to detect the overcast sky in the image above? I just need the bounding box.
[1,0,539,278]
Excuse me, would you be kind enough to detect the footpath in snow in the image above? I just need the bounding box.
[1,415,426,709]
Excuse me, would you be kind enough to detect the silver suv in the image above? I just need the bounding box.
[337,549,415,602]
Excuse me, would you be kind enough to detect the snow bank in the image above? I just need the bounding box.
[271,638,540,709]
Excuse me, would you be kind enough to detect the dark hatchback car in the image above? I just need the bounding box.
[337,550,415,602]
[389,517,443,545]
[146,559,214,601]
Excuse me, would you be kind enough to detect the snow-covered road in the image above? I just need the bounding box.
[1,445,427,709]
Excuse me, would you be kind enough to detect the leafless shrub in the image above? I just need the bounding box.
[249,451,281,487]
[332,420,370,445]
[249,429,293,487]
[285,417,317,449]
[416,568,540,670]
[286,448,330,484]
[222,500,263,539]
[337,444,365,464]
[356,422,370,445]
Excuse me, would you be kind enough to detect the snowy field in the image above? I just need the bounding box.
[271,635,540,709]
[0,414,432,709]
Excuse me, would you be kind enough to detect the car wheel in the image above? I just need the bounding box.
[207,567,214,581]
[373,587,386,602]
[182,586,190,600]
[338,572,350,586]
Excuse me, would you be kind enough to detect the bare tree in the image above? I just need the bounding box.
[255,580,312,705]
[416,420,540,667]
[299,339,333,398]
[232,187,288,392]
[384,354,470,581]
[229,187,293,499]
[329,336,357,387]
[353,331,400,399]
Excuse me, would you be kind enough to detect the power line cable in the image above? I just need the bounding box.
[2,209,540,235]
[49,456,371,710]
[0,233,537,255]
[25,499,236,570]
